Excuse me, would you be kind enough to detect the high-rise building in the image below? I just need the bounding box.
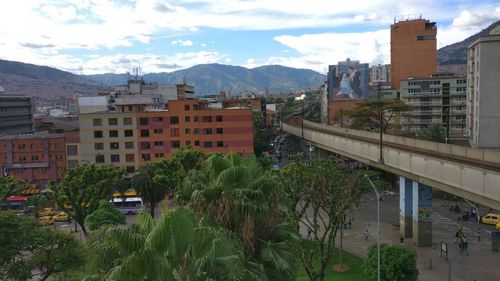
[400,73,467,140]
[0,90,34,135]
[390,17,437,90]
[467,22,500,148]
[369,64,391,84]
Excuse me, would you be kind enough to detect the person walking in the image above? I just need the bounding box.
[454,229,460,243]
[307,228,312,240]
[461,234,469,256]
[364,229,369,241]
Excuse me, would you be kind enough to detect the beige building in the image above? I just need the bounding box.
[78,111,139,175]
[400,73,467,140]
[467,23,500,148]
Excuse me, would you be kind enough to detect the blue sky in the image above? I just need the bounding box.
[0,0,498,74]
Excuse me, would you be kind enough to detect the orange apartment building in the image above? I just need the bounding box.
[0,133,67,186]
[136,99,254,164]
[390,18,437,89]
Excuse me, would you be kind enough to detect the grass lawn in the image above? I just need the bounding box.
[296,247,370,281]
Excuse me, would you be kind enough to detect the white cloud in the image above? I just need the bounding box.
[171,39,194,46]
[200,43,207,47]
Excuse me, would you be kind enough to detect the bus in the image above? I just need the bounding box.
[110,197,144,215]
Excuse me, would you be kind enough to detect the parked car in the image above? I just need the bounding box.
[481,213,500,225]
[52,212,71,222]
[496,221,500,230]
[38,207,55,217]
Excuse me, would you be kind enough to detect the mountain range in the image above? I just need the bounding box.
[0,20,497,98]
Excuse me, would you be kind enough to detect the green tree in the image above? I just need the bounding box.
[25,193,53,218]
[421,123,447,143]
[185,153,298,281]
[53,164,125,236]
[347,100,412,133]
[132,159,180,218]
[85,200,126,231]
[363,244,418,281]
[280,160,377,281]
[0,212,83,281]
[253,111,272,156]
[0,176,30,201]
[171,147,204,174]
[88,208,246,281]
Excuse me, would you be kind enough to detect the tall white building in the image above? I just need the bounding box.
[467,22,500,148]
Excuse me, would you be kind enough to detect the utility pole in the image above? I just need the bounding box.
[379,109,384,163]
[366,175,381,281]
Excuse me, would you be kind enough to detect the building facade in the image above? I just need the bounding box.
[390,17,437,90]
[78,99,254,174]
[467,23,500,148]
[400,73,467,139]
[0,93,34,135]
[369,64,391,84]
[0,133,66,186]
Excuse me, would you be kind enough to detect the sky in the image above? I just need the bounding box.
[0,0,499,75]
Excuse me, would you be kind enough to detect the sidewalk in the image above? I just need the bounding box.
[336,198,500,281]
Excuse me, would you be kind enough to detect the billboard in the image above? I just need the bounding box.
[327,60,370,101]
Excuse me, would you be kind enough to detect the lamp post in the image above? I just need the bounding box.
[379,109,384,163]
[365,174,381,281]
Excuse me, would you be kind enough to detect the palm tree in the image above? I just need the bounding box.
[185,153,298,281]
[132,159,179,217]
[89,208,246,281]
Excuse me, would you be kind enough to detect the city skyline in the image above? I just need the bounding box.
[0,0,499,75]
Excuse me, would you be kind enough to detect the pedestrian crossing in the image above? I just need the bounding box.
[432,212,475,236]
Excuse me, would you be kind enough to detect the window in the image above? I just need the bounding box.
[184,105,190,111]
[68,160,78,168]
[30,144,37,150]
[125,142,134,149]
[217,141,224,147]
[185,128,191,134]
[123,117,133,125]
[109,130,118,137]
[185,116,191,122]
[18,144,26,149]
[170,116,179,124]
[193,104,199,110]
[204,128,213,135]
[193,116,199,122]
[193,128,200,135]
[18,155,27,162]
[67,145,78,155]
[93,118,102,126]
[142,153,151,161]
[216,115,223,122]
[124,130,134,137]
[54,143,62,150]
[171,140,180,148]
[140,129,149,137]
[126,166,135,173]
[216,128,224,134]
[139,117,149,125]
[94,131,103,138]
[203,141,213,148]
[170,128,180,137]
[125,154,135,162]
[153,116,163,122]
[154,153,164,158]
[186,140,191,146]
[110,142,119,150]
[31,155,39,161]
[128,105,133,111]
[153,128,163,134]
[141,142,151,149]
[95,155,105,163]
[194,140,200,146]
[154,141,164,147]
[202,116,212,122]
[108,118,118,125]
[95,143,104,150]
[111,154,120,163]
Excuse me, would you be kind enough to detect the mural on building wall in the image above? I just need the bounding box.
[327,60,371,101]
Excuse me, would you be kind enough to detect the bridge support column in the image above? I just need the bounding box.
[399,176,413,238]
[412,181,433,247]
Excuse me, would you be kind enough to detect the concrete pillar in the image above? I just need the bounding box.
[399,176,413,238]
[412,181,433,247]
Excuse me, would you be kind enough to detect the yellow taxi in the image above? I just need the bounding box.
[38,215,54,226]
[52,212,71,222]
[38,207,55,217]
[496,221,500,230]
[481,213,500,225]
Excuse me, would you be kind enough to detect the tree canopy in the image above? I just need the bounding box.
[85,200,126,231]
[421,123,447,143]
[53,164,126,236]
[347,100,412,133]
[0,212,83,281]
[363,244,418,281]
[0,176,30,201]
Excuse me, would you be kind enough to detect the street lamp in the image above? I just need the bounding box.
[365,174,381,281]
